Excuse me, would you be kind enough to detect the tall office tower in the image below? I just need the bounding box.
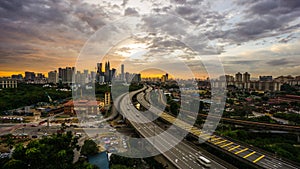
[125,72,130,83]
[83,69,89,83]
[235,72,242,82]
[97,63,102,74]
[161,75,167,83]
[25,71,35,81]
[243,72,250,82]
[111,68,116,81]
[48,70,58,84]
[121,64,125,81]
[59,67,75,84]
[65,67,72,83]
[165,73,169,81]
[91,71,96,82]
[58,68,63,82]
[104,61,111,82]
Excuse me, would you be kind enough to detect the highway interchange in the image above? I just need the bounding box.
[132,86,299,169]
[118,89,231,169]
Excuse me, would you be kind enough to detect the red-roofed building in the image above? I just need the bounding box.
[64,100,100,116]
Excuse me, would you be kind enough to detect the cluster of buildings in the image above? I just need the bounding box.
[95,62,141,84]
[0,62,143,89]
[212,72,300,91]
[48,62,141,85]
[141,73,169,83]
[64,92,111,116]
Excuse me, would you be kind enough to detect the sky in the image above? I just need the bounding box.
[0,0,300,79]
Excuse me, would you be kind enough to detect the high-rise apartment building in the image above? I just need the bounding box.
[58,67,75,84]
[243,72,250,82]
[25,72,35,81]
[235,72,242,82]
[48,70,58,84]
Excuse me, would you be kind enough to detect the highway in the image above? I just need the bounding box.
[136,86,299,169]
[118,87,233,169]
[180,95,300,132]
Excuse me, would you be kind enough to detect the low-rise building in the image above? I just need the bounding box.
[0,78,17,89]
[64,100,100,116]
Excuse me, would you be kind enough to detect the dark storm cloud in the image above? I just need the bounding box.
[0,0,114,73]
[0,0,108,35]
[121,0,130,7]
[124,7,139,16]
[175,6,197,15]
[171,0,203,5]
[247,0,300,16]
[266,58,290,66]
[223,0,300,43]
[172,3,225,25]
[224,60,262,65]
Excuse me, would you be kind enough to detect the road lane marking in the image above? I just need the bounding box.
[200,135,211,140]
[210,137,222,142]
[215,140,227,145]
[228,145,240,151]
[235,148,249,155]
[221,142,233,148]
[253,155,265,163]
[243,151,256,158]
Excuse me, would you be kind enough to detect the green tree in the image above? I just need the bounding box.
[3,159,26,169]
[2,132,95,169]
[81,140,98,156]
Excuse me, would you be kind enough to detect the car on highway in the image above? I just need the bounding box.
[197,156,211,168]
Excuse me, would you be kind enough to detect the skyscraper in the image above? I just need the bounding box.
[243,72,250,82]
[121,64,125,81]
[97,63,102,74]
[105,61,111,82]
[235,72,242,82]
[48,70,58,84]
[25,72,35,81]
[111,68,116,80]
[58,67,75,84]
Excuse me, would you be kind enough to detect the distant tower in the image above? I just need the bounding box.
[121,64,125,81]
[111,68,116,80]
[97,63,102,74]
[105,61,111,82]
[235,72,242,82]
[243,72,250,82]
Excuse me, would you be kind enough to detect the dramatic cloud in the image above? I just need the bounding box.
[0,0,299,78]
[267,58,290,66]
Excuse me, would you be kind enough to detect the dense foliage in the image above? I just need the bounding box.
[1,132,98,169]
[0,83,71,113]
[81,140,98,156]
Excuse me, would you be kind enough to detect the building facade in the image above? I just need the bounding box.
[0,78,17,89]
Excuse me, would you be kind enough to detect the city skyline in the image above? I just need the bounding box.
[0,0,299,78]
